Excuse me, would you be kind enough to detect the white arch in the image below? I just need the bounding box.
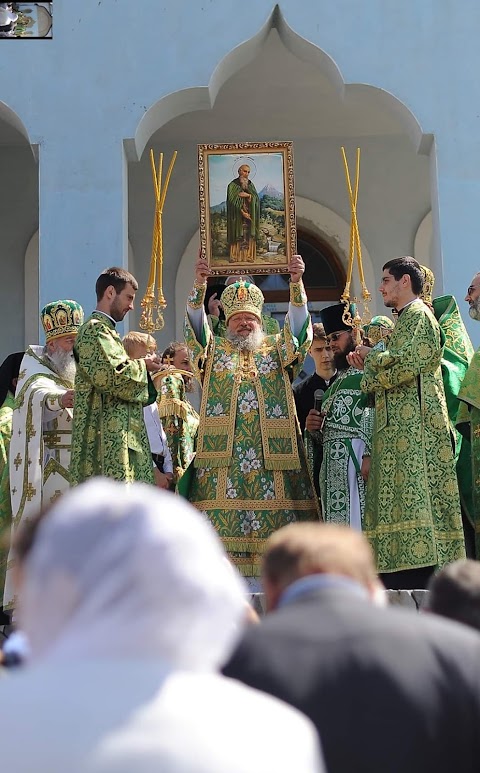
[414,210,433,266]
[174,197,376,339]
[0,99,32,145]
[24,230,39,344]
[130,6,428,161]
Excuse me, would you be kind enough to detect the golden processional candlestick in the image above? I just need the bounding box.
[140,148,177,333]
[340,147,372,345]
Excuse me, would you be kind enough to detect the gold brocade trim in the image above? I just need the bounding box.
[193,496,318,511]
[222,537,269,553]
[200,418,230,435]
[257,351,300,471]
[289,280,307,307]
[364,521,465,538]
[195,337,239,467]
[42,456,70,485]
[196,455,231,467]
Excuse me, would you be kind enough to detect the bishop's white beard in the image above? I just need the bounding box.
[226,327,265,352]
[468,297,480,321]
[239,176,249,191]
[45,348,77,383]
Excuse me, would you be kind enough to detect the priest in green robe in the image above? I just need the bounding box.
[348,257,465,589]
[184,254,319,588]
[70,267,163,485]
[304,304,373,529]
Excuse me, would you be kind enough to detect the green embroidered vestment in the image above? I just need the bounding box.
[311,368,373,526]
[156,372,199,483]
[361,300,465,573]
[70,312,155,485]
[184,286,319,578]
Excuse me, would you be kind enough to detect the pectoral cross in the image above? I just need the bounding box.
[473,425,480,439]
[260,340,270,356]
[13,453,22,471]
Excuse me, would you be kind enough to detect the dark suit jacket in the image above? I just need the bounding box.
[223,587,480,773]
[293,372,338,433]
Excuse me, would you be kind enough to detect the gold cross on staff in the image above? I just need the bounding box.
[163,354,174,366]
[13,453,22,471]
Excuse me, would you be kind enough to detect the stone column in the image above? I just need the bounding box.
[38,138,128,323]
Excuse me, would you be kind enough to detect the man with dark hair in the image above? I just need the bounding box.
[427,559,480,631]
[70,267,163,484]
[223,522,480,773]
[94,266,138,302]
[348,256,465,588]
[293,322,337,434]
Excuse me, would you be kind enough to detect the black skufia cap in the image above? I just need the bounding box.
[320,303,355,336]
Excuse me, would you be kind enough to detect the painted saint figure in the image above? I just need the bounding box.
[227,164,260,263]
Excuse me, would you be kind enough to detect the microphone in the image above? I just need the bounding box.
[313,388,325,413]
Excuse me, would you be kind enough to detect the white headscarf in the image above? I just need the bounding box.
[19,479,247,671]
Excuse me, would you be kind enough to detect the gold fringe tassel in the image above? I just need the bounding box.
[222,538,269,554]
[194,455,231,468]
[157,398,189,422]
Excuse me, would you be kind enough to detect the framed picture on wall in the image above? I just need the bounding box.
[198,141,296,276]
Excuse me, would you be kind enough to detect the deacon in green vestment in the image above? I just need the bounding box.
[349,257,465,587]
[70,267,163,486]
[457,271,480,557]
[184,254,319,585]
